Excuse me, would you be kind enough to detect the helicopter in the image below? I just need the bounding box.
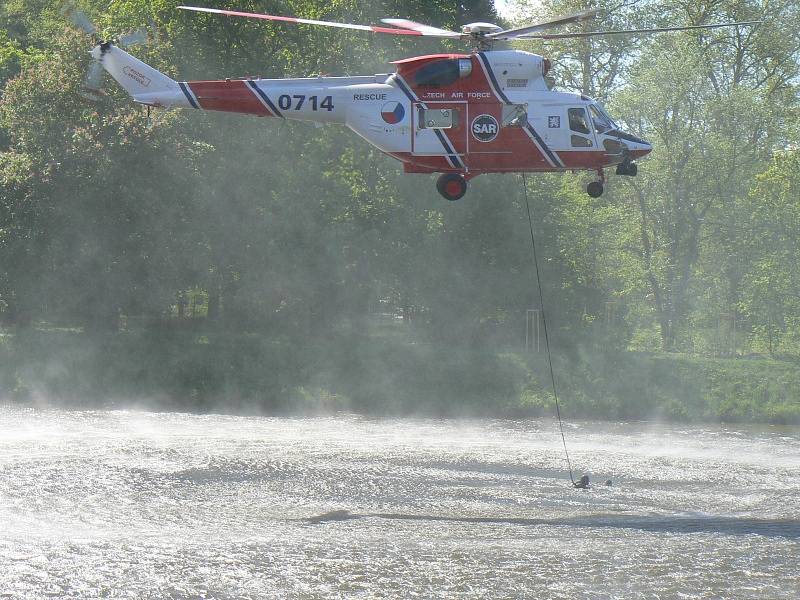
[72,5,759,200]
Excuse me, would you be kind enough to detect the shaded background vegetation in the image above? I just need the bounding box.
[1,0,799,422]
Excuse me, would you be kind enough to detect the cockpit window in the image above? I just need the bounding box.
[568,108,590,134]
[589,104,615,134]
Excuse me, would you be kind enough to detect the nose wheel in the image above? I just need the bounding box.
[615,159,638,176]
[436,173,468,201]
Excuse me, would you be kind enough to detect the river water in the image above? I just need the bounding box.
[0,406,798,599]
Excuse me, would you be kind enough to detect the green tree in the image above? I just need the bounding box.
[738,149,800,355]
[0,31,207,329]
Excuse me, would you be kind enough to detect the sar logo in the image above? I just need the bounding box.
[381,101,405,124]
[471,114,499,142]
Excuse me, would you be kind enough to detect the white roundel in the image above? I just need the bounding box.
[471,114,499,142]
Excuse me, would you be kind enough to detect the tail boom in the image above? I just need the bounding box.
[96,44,348,123]
[178,78,349,124]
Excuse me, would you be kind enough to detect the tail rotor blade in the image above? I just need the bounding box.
[119,28,148,48]
[62,4,98,36]
[84,58,104,91]
[149,18,162,45]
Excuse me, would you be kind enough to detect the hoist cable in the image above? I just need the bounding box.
[521,173,576,485]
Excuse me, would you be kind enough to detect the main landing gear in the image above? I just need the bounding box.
[587,169,605,198]
[436,173,468,201]
[587,180,604,198]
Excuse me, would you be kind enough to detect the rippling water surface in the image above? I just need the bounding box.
[1,405,798,598]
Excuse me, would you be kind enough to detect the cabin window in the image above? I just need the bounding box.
[501,104,528,128]
[603,138,625,153]
[571,134,593,147]
[419,107,459,129]
[568,108,591,134]
[413,60,461,88]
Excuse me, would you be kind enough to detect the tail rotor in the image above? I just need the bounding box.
[62,3,156,100]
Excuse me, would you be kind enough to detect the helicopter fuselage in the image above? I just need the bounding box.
[96,45,651,197]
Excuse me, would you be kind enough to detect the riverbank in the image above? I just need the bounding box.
[1,328,798,424]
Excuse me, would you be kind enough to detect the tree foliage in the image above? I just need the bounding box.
[0,0,798,366]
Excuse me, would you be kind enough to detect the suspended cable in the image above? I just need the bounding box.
[521,173,576,486]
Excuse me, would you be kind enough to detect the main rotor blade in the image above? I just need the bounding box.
[511,20,761,40]
[487,8,597,39]
[177,6,429,36]
[380,19,460,37]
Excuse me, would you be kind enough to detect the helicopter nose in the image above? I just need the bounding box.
[638,138,652,155]
[633,138,652,159]
[614,130,651,158]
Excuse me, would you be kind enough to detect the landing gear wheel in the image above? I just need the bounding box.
[436,173,468,201]
[587,181,604,198]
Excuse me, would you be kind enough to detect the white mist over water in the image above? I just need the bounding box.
[1,406,798,598]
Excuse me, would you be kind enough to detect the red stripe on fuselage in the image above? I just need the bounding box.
[186,80,274,116]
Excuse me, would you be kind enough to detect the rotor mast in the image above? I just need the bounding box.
[460,23,504,51]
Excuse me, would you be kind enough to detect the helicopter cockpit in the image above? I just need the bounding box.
[595,103,650,153]
[565,101,651,160]
[588,104,615,135]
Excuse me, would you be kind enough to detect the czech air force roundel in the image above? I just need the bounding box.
[381,102,405,124]
[471,114,499,142]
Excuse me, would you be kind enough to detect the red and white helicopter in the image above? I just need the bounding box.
[75,5,759,200]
